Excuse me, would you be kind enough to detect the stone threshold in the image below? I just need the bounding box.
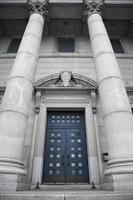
[0,190,133,200]
[31,184,93,190]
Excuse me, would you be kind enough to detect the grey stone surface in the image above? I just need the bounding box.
[87,8,133,190]
[0,0,133,193]
[0,37,133,88]
[0,191,133,200]
[0,10,45,190]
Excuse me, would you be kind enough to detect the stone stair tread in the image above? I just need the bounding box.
[0,190,133,200]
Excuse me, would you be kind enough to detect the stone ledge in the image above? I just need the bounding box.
[0,53,133,59]
[0,191,133,200]
[0,0,133,4]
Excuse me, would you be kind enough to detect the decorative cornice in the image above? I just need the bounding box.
[27,0,49,18]
[83,0,104,18]
[34,72,98,90]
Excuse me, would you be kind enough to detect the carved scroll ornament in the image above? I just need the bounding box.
[27,0,49,17]
[83,0,104,17]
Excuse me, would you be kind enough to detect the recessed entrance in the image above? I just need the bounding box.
[43,111,89,184]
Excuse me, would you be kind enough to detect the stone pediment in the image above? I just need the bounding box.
[34,71,97,90]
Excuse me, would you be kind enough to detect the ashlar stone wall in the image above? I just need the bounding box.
[0,35,133,186]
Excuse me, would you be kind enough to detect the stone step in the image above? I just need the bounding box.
[0,190,133,200]
[31,184,92,190]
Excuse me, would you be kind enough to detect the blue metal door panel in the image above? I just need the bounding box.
[66,128,89,183]
[43,128,66,183]
[43,111,89,184]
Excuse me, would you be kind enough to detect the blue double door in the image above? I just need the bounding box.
[43,111,89,183]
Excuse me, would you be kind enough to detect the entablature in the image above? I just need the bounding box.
[0,1,133,20]
[0,0,133,4]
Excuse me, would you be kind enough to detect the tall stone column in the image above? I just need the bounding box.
[84,0,133,190]
[0,0,48,175]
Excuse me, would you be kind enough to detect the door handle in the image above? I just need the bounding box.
[67,155,70,166]
[62,155,65,165]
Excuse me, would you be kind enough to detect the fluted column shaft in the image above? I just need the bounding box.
[84,0,133,176]
[0,0,48,175]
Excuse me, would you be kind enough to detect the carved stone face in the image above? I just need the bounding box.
[61,71,71,87]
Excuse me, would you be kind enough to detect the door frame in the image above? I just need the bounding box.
[42,111,89,184]
[31,90,102,188]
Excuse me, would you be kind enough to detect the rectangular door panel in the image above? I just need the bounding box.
[43,111,89,184]
[66,129,89,183]
[43,128,66,183]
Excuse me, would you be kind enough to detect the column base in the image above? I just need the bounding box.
[0,174,18,192]
[0,174,29,192]
[105,158,133,175]
[102,158,133,191]
[0,158,26,175]
[101,176,114,191]
[102,174,133,191]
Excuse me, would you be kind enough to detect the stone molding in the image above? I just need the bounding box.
[34,73,97,90]
[41,94,91,104]
[27,0,49,18]
[83,0,104,17]
[35,91,41,114]
[91,91,97,114]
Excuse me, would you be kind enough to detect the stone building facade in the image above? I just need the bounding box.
[0,0,133,193]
